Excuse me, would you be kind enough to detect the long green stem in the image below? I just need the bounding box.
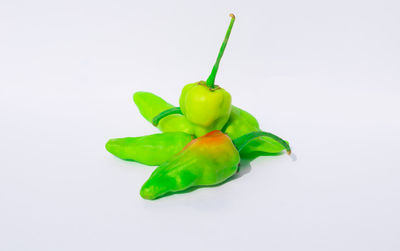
[206,13,235,89]
[152,107,182,126]
[233,131,291,155]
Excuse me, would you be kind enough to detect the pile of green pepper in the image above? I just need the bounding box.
[106,14,291,200]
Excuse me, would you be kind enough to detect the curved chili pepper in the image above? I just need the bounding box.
[140,130,240,199]
[134,92,289,157]
[223,106,289,158]
[133,92,194,135]
[233,131,291,155]
[106,132,193,166]
[140,130,290,200]
[106,13,293,201]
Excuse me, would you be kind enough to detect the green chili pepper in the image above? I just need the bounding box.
[222,106,289,158]
[133,92,194,135]
[106,13,294,200]
[233,131,291,155]
[140,130,291,200]
[106,132,193,166]
[140,130,240,200]
[155,14,236,137]
[134,92,288,157]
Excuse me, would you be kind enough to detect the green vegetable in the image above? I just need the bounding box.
[232,131,291,154]
[179,81,232,137]
[223,106,288,158]
[156,14,235,137]
[106,132,193,166]
[134,92,288,157]
[133,92,194,135]
[140,130,290,200]
[140,130,240,199]
[105,13,293,200]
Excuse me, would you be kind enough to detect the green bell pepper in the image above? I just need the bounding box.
[156,14,236,137]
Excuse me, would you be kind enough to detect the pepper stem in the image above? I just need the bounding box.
[152,107,182,126]
[206,13,235,89]
[233,131,291,155]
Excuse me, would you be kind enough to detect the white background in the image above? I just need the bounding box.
[1,0,399,250]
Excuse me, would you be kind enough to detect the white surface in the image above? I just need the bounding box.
[1,0,399,250]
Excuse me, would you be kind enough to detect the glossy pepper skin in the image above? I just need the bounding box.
[106,132,193,166]
[133,92,288,157]
[133,92,194,135]
[135,92,290,156]
[106,13,293,201]
[175,14,235,137]
[143,14,236,137]
[140,130,240,200]
[223,106,287,158]
[179,81,232,137]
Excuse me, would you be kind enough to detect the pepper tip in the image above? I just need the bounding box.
[229,13,235,19]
